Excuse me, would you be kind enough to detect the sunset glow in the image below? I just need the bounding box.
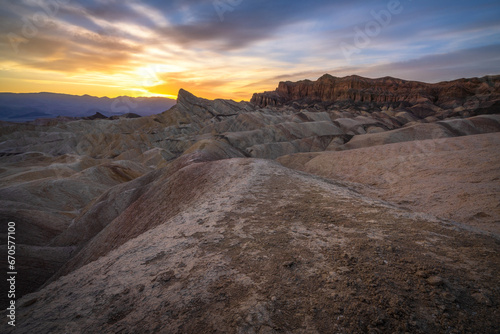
[1,0,500,100]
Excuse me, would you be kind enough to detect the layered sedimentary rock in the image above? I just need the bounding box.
[251,74,500,118]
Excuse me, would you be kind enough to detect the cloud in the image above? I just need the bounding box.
[146,71,231,99]
[243,44,500,95]
[0,0,499,100]
[359,44,500,82]
[153,0,364,51]
[127,2,169,27]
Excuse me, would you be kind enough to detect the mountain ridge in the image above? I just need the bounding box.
[251,74,500,115]
[0,92,176,122]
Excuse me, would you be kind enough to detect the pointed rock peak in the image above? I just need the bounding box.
[177,89,197,100]
[177,89,203,109]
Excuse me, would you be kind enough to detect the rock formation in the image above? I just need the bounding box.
[251,74,500,118]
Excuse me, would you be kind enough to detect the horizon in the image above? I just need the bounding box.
[2,72,500,102]
[1,0,500,100]
[0,90,177,100]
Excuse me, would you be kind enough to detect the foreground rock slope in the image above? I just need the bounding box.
[0,73,499,332]
[3,159,500,333]
[278,132,500,235]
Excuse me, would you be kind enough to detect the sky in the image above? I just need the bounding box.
[0,0,499,101]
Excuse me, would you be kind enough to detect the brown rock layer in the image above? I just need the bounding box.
[251,74,500,114]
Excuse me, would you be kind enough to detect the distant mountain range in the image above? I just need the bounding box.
[0,92,176,122]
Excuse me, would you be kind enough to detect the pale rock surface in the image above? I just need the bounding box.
[279,132,500,235]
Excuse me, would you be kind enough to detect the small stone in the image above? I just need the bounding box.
[472,292,492,306]
[441,292,456,302]
[416,270,428,278]
[20,298,38,308]
[337,266,351,274]
[155,270,176,284]
[427,276,443,286]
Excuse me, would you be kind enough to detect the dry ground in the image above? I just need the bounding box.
[3,159,499,333]
[278,132,500,236]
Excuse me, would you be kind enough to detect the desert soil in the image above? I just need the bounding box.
[4,159,499,333]
[278,132,500,236]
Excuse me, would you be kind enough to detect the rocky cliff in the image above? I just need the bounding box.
[251,74,500,117]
